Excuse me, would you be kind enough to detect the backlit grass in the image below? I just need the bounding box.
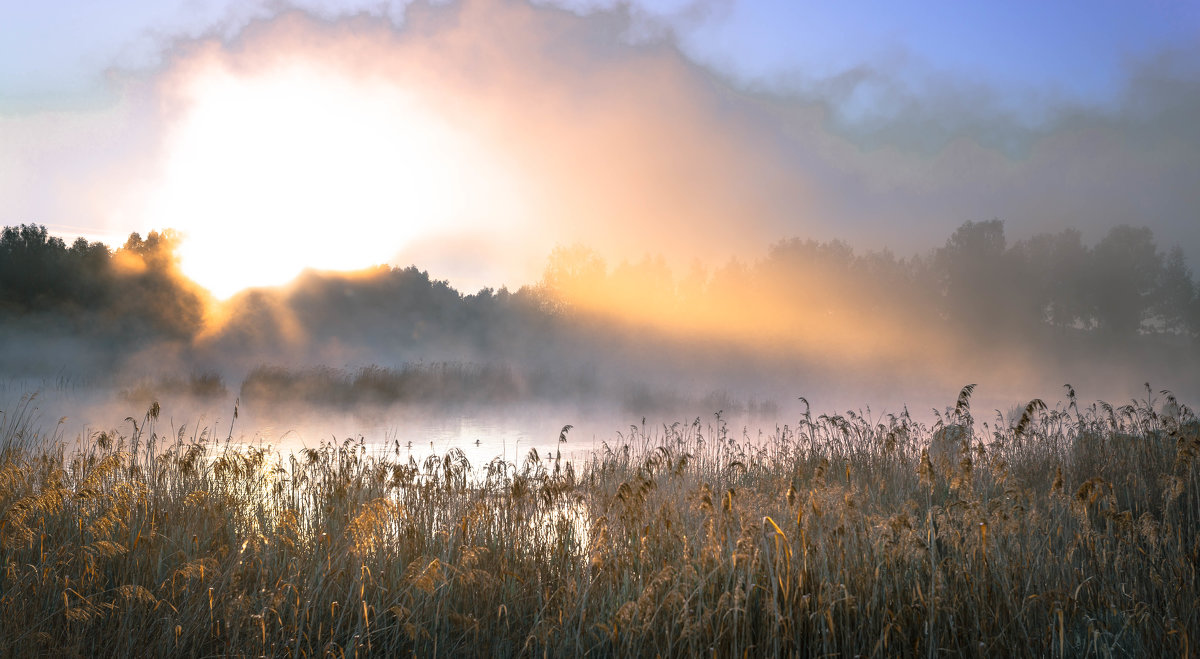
[1,386,1197,657]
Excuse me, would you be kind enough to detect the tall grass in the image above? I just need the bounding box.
[1,386,1197,657]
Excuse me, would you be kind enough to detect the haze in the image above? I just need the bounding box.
[2,0,1199,439]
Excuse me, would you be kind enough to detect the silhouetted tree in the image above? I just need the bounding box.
[1089,225,1162,337]
[1013,228,1092,330]
[1,224,68,310]
[1154,246,1197,335]
[111,230,207,339]
[0,224,114,313]
[0,224,204,340]
[933,219,1031,335]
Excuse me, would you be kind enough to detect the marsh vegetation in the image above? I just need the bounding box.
[1,385,1197,657]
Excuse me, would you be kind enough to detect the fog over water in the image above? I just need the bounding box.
[2,218,1198,464]
[3,2,1199,458]
[2,376,788,472]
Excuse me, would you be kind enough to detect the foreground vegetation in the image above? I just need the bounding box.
[1,386,1197,657]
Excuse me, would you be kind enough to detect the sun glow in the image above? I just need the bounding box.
[146,64,495,299]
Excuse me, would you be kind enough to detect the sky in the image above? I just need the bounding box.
[3,0,1200,297]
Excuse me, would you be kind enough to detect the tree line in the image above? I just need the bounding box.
[1,220,1197,362]
[0,224,205,339]
[540,219,1200,345]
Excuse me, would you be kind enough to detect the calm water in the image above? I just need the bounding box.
[1,383,776,470]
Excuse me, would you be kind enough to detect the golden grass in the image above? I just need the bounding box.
[0,387,1197,657]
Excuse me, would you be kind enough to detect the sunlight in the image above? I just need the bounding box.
[146,64,492,298]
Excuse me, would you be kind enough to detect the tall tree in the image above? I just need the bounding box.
[1153,246,1196,334]
[934,219,1029,334]
[1089,225,1162,337]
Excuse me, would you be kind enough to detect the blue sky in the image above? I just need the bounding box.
[2,1,1199,293]
[6,1,1197,114]
[686,1,1199,97]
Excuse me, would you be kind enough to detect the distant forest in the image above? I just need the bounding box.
[0,220,1197,380]
[0,225,204,339]
[538,220,1199,342]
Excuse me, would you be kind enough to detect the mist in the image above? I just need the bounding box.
[2,0,1199,447]
[2,218,1198,454]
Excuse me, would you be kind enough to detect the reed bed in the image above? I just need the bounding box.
[1,386,1197,657]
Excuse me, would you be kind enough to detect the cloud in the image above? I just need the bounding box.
[2,0,1198,292]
